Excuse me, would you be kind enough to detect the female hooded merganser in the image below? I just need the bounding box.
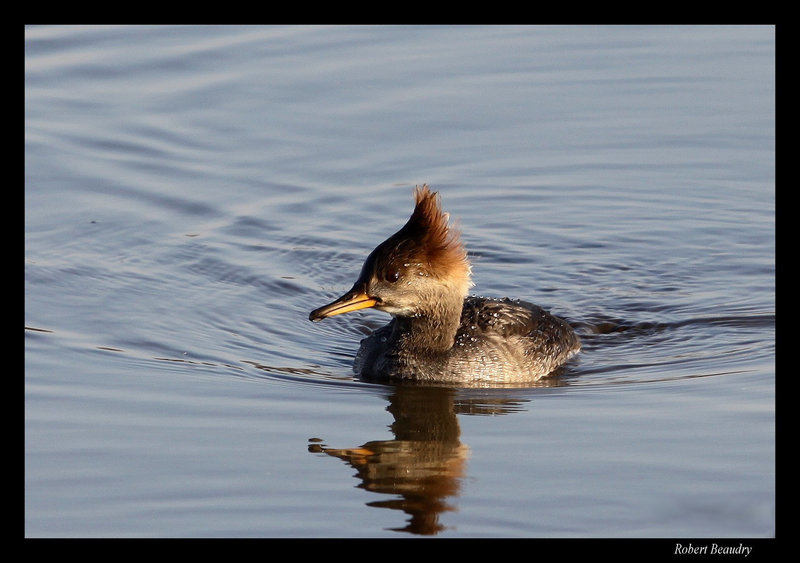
[309,185,580,384]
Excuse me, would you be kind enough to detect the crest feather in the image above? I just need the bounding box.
[405,185,472,290]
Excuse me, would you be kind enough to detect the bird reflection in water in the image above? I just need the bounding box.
[308,383,543,535]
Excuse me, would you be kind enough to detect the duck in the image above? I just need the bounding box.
[309,185,580,384]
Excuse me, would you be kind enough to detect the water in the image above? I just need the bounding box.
[25,25,774,538]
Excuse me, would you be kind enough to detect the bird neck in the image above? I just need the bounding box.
[391,292,464,353]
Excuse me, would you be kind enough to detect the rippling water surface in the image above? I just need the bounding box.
[25,25,774,538]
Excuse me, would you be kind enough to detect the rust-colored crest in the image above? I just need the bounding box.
[401,185,472,287]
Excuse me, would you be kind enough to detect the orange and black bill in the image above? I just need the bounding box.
[309,286,378,322]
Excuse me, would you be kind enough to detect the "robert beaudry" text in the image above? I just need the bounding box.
[674,543,752,557]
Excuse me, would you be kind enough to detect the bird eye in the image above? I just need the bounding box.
[385,270,401,283]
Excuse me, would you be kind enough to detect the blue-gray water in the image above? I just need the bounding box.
[25,25,774,538]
